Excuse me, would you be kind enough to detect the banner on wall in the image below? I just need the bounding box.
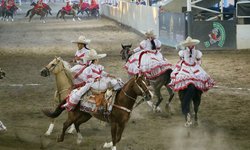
[191,21,236,50]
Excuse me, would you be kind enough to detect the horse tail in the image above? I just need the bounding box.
[42,99,66,118]
[25,9,32,17]
[56,10,61,18]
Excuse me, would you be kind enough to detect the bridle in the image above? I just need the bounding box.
[43,59,61,76]
[43,58,72,98]
[114,76,151,113]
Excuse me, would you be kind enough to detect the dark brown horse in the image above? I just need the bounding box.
[25,6,48,23]
[120,44,174,113]
[178,84,202,127]
[43,75,152,149]
[56,3,78,21]
[2,5,18,21]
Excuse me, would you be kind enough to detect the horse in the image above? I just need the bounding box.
[42,75,152,150]
[76,2,90,17]
[0,68,6,79]
[25,6,48,23]
[56,3,78,21]
[120,44,174,113]
[2,5,18,22]
[178,84,202,127]
[40,57,76,135]
[30,2,52,17]
[85,5,100,18]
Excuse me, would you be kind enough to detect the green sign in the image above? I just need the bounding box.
[204,22,226,48]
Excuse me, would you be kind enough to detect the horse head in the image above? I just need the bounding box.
[120,44,132,62]
[30,2,36,6]
[132,74,152,101]
[72,3,79,10]
[0,68,6,79]
[40,57,68,77]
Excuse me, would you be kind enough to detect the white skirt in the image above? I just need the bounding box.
[169,61,215,92]
[125,50,172,79]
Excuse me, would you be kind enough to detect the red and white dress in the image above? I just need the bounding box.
[124,39,172,79]
[168,47,215,92]
[65,63,122,111]
[70,48,90,88]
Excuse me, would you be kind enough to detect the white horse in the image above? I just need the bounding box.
[40,57,75,135]
[0,121,7,132]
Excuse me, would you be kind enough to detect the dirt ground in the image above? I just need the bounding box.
[0,4,250,150]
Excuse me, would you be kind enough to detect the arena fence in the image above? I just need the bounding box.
[102,2,250,50]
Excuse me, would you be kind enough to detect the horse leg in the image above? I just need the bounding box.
[181,84,196,127]
[115,123,125,144]
[44,119,55,136]
[154,85,163,112]
[193,90,202,126]
[72,12,76,22]
[165,86,174,114]
[57,111,78,142]
[103,122,117,149]
[29,13,35,22]
[74,113,92,144]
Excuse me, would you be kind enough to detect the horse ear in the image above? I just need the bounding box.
[121,44,124,49]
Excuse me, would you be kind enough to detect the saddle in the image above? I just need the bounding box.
[80,88,115,114]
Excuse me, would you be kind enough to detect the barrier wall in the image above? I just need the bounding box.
[237,25,250,49]
[101,2,159,37]
[159,12,186,47]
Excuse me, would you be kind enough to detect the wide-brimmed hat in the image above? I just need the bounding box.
[180,36,200,47]
[72,35,91,44]
[84,49,107,61]
[145,30,156,38]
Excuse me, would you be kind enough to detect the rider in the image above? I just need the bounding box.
[62,0,72,14]
[89,0,99,10]
[168,36,215,92]
[6,0,15,11]
[125,29,172,79]
[62,49,122,111]
[34,0,44,10]
[70,35,91,88]
[79,0,89,11]
[0,0,5,7]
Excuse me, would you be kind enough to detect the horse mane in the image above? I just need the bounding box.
[59,58,74,85]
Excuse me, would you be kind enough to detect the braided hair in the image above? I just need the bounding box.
[150,39,156,50]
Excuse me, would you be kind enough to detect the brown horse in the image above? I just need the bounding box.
[120,44,174,113]
[56,3,78,21]
[40,57,75,135]
[43,75,152,150]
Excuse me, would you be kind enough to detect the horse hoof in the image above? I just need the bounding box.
[77,139,82,145]
[193,121,199,127]
[44,132,51,136]
[103,142,113,148]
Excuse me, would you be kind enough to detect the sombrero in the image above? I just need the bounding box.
[180,36,200,47]
[72,35,91,44]
[84,49,107,61]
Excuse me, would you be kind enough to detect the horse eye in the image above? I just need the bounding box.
[51,64,56,66]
